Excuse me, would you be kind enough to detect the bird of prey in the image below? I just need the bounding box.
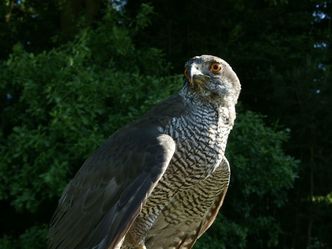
[49,55,241,249]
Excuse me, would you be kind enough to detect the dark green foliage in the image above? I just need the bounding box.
[0,6,179,247]
[0,225,47,249]
[0,12,176,213]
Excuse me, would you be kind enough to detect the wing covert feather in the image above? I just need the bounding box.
[49,124,176,249]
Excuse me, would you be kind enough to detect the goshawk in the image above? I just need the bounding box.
[49,55,241,249]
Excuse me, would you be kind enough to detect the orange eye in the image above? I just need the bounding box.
[210,63,222,74]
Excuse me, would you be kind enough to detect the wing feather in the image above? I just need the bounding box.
[49,124,176,249]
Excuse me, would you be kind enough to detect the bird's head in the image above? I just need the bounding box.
[184,55,241,105]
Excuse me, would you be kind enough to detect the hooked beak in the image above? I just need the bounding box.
[185,65,210,85]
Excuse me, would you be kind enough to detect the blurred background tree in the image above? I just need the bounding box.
[0,0,330,249]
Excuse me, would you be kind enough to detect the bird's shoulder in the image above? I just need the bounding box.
[93,93,186,161]
[141,93,188,125]
[48,94,182,249]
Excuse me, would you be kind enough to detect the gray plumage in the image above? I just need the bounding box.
[49,55,241,249]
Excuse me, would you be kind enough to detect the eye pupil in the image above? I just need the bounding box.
[210,63,221,73]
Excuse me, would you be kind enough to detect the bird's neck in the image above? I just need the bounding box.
[179,84,236,126]
[180,84,223,110]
